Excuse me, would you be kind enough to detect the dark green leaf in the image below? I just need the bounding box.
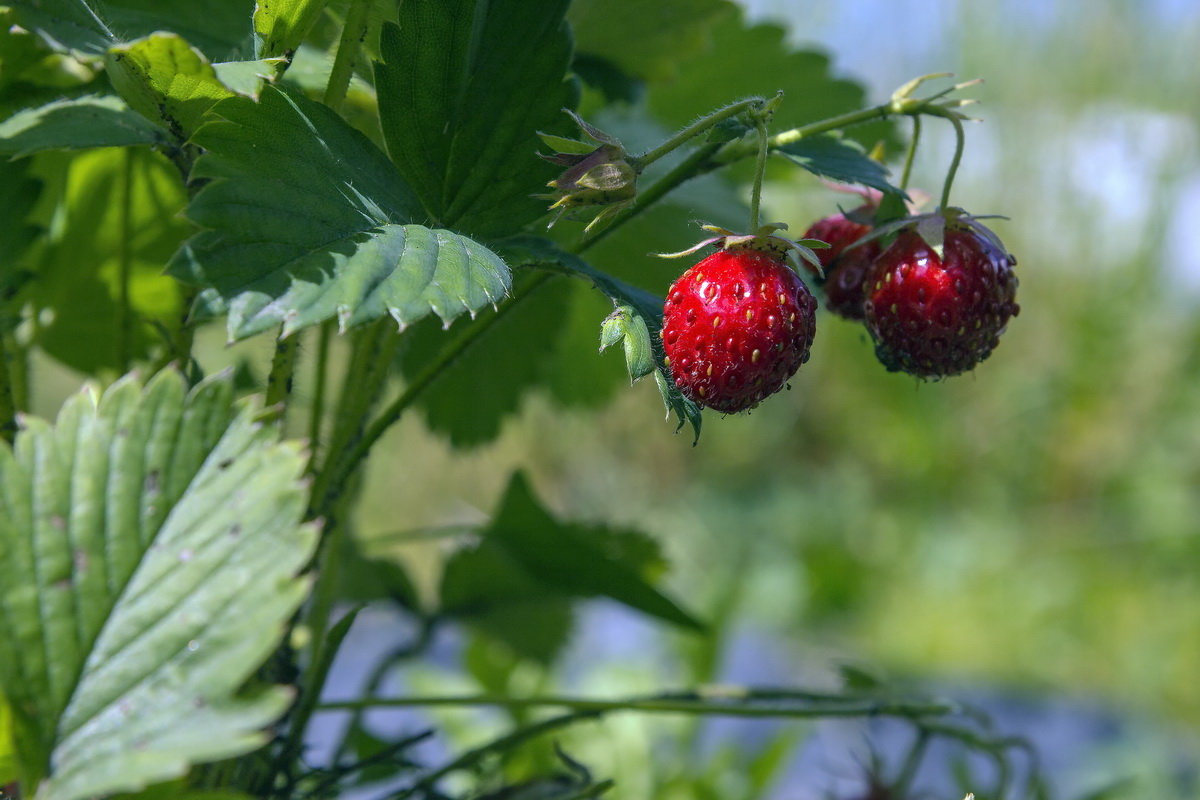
[168,85,510,340]
[10,0,255,61]
[646,7,896,153]
[28,148,187,373]
[774,134,904,196]
[397,272,571,448]
[0,95,167,156]
[497,236,703,442]
[0,159,41,280]
[0,370,317,799]
[374,0,577,237]
[482,472,702,631]
[568,0,732,83]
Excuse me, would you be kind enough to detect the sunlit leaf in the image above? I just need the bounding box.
[374,0,577,237]
[0,370,316,799]
[253,0,328,59]
[105,33,268,140]
[774,133,904,196]
[169,85,510,340]
[27,148,186,373]
[0,95,167,156]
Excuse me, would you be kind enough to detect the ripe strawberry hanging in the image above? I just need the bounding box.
[660,225,821,414]
[863,213,1019,378]
[802,203,881,321]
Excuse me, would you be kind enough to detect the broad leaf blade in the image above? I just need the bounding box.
[10,0,255,61]
[0,370,316,799]
[774,134,904,196]
[374,0,577,237]
[647,7,897,153]
[484,473,702,631]
[106,33,266,140]
[569,0,731,82]
[0,95,167,157]
[253,0,328,59]
[168,85,511,340]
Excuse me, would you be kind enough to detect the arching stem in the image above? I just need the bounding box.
[939,113,966,209]
[900,115,921,192]
[749,116,769,229]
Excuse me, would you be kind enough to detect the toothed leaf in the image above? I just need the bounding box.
[0,370,317,799]
[168,85,511,340]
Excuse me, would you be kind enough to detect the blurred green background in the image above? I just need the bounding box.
[345,1,1200,796]
[18,0,1200,796]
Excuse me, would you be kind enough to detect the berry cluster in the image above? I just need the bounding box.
[660,208,1019,414]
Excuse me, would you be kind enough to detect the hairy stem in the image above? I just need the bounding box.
[939,113,966,209]
[636,97,762,170]
[265,333,300,413]
[749,118,769,229]
[901,115,921,192]
[323,0,371,111]
[307,321,333,466]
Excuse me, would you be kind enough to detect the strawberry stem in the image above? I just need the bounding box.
[749,117,769,229]
[900,115,921,192]
[939,113,966,209]
[637,97,763,170]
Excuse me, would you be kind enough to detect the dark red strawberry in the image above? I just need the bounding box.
[802,205,880,321]
[864,223,1018,378]
[662,246,817,413]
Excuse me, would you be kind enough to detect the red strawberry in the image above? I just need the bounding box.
[662,247,817,413]
[864,224,1019,378]
[802,205,880,321]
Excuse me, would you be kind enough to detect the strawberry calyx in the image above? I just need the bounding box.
[537,110,638,231]
[848,206,1011,262]
[657,222,830,279]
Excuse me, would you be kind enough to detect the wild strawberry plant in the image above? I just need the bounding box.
[0,0,1040,798]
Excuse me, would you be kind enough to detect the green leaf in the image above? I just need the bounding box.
[374,0,577,237]
[168,85,510,340]
[646,7,896,153]
[568,0,732,82]
[0,697,16,785]
[397,272,572,448]
[0,159,41,277]
[10,0,255,61]
[253,0,328,59]
[497,236,703,443]
[0,95,167,156]
[0,369,317,799]
[774,134,904,196]
[27,148,187,373]
[470,472,701,631]
[105,33,266,141]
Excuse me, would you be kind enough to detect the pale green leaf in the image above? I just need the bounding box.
[105,33,263,140]
[0,95,166,157]
[253,0,328,59]
[168,85,511,340]
[27,148,187,373]
[374,0,578,237]
[569,0,732,82]
[0,369,316,799]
